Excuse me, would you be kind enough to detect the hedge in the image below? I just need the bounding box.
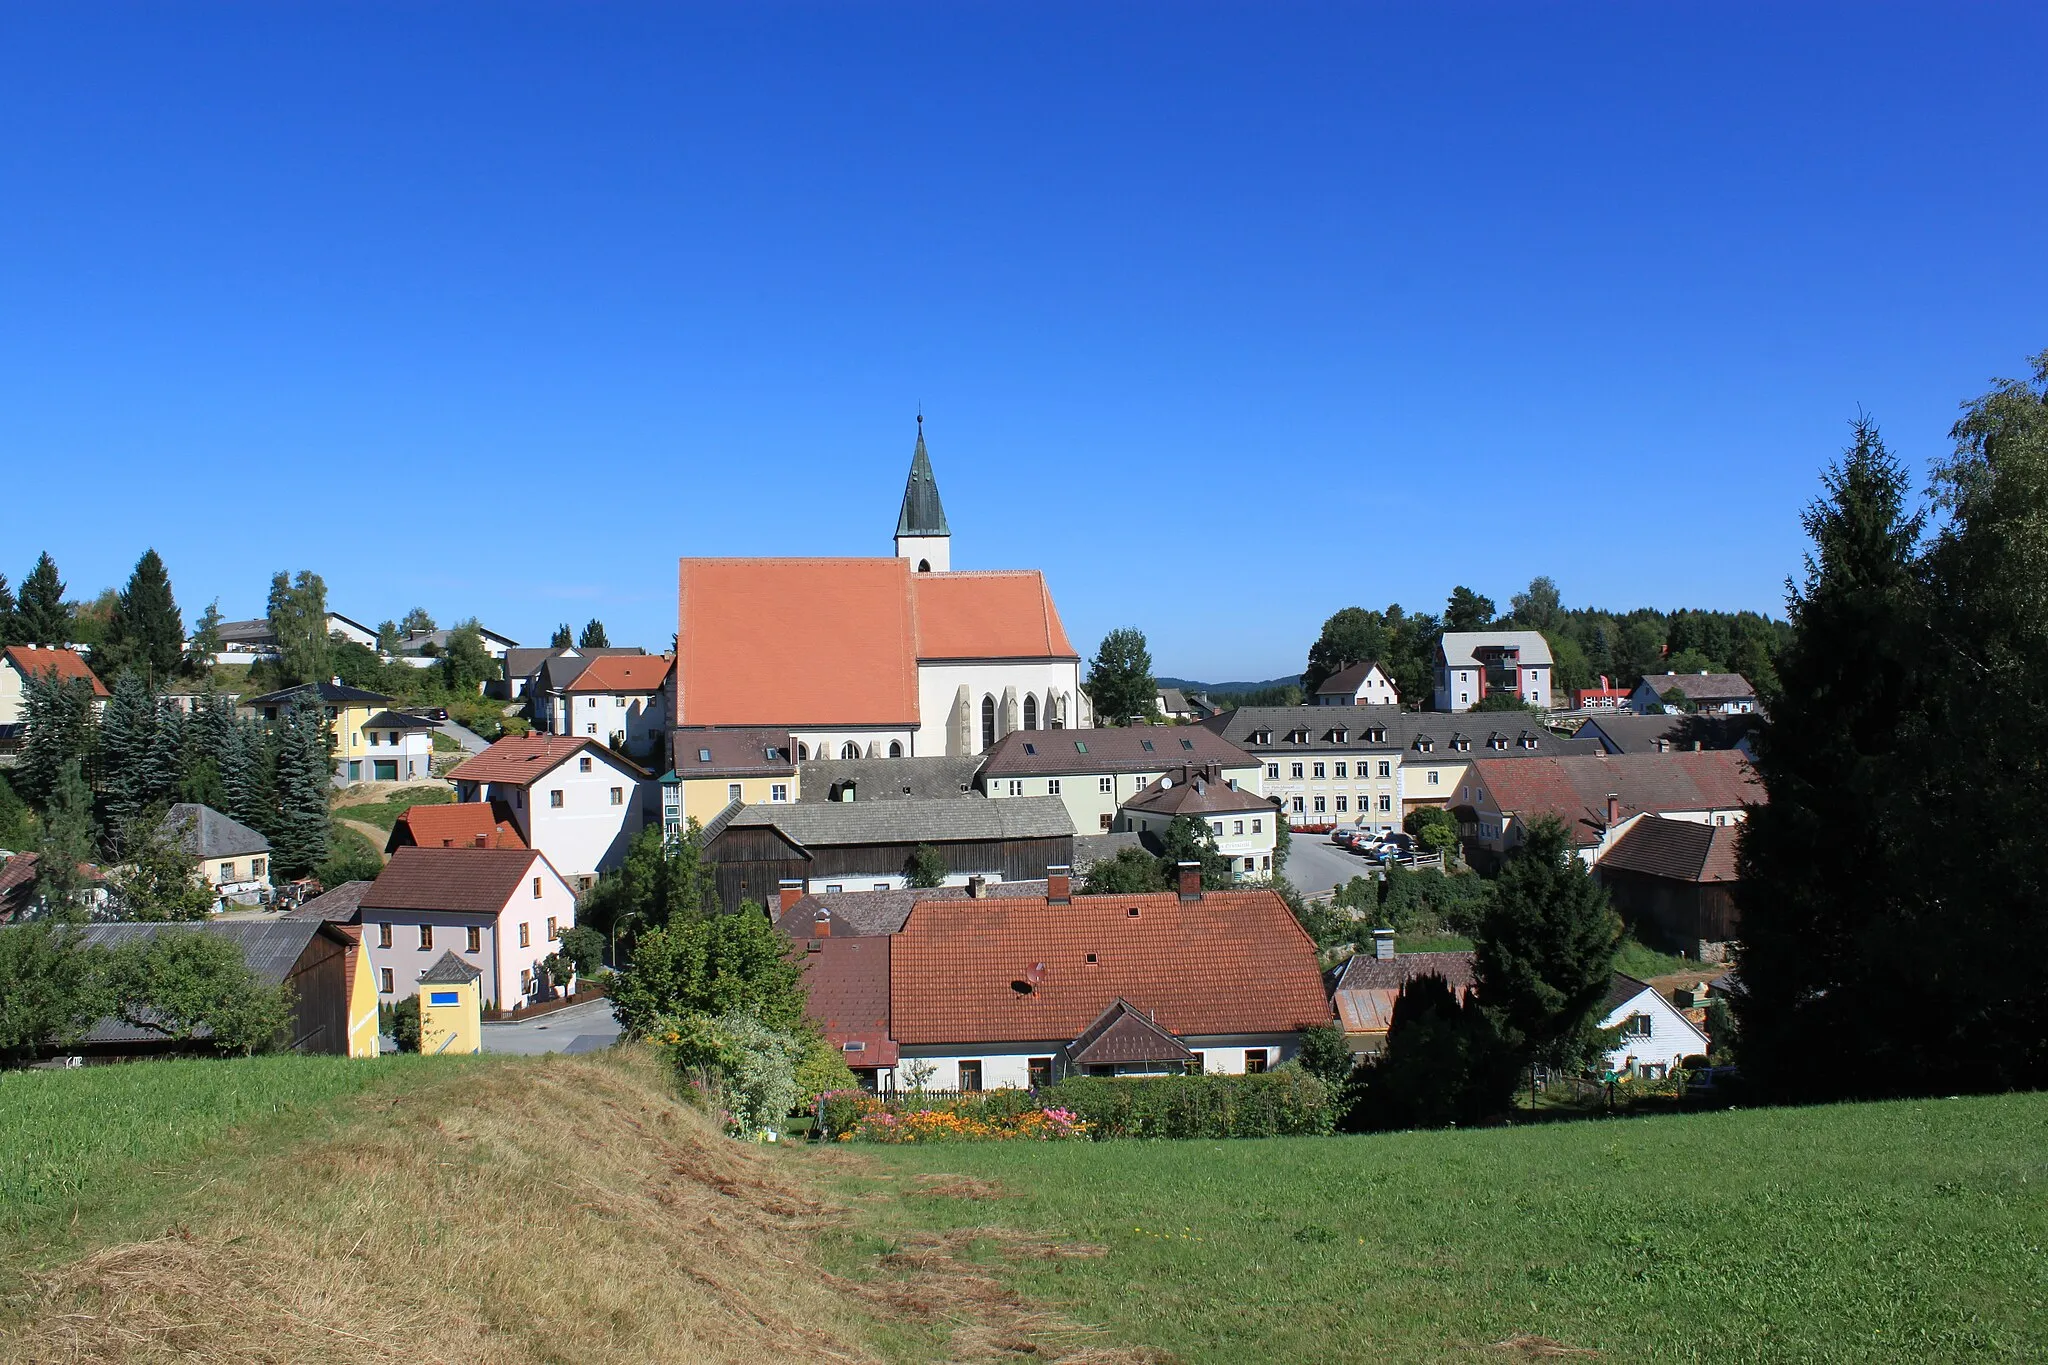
[1035,1070,1334,1140]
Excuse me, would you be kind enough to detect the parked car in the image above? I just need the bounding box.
[1373,832,1417,861]
[403,706,450,722]
[1331,827,1360,848]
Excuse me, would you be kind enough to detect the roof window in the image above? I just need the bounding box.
[1023,742,1037,755]
[1075,740,1088,754]
[1126,906,1141,918]
[698,748,711,763]
[1010,979,1036,995]
[1085,952,1099,963]
[1180,738,1194,750]
[1141,739,1155,751]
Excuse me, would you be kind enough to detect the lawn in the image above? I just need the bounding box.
[835,1092,2048,1362]
[334,783,454,831]
[0,1054,445,1244]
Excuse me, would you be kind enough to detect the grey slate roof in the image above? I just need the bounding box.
[1633,671,1757,701]
[505,645,646,686]
[799,755,982,802]
[245,680,394,707]
[1437,631,1554,668]
[724,794,1074,849]
[284,880,374,922]
[1200,705,1596,759]
[895,423,950,536]
[364,709,438,730]
[72,920,322,1043]
[419,950,483,984]
[162,803,270,859]
[1074,832,1144,868]
[1574,712,1760,755]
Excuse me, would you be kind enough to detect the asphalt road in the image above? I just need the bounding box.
[479,998,621,1056]
[437,720,491,754]
[1287,833,1381,897]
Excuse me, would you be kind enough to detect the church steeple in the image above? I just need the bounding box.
[894,414,951,571]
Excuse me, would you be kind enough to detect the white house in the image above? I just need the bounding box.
[353,846,577,1009]
[1600,974,1710,1079]
[1460,749,1759,868]
[1312,661,1401,707]
[1629,671,1759,716]
[981,726,1264,836]
[0,645,109,727]
[879,872,1332,1090]
[358,710,438,783]
[545,654,672,765]
[1434,631,1554,712]
[447,734,652,891]
[674,422,1089,761]
[1115,763,1279,880]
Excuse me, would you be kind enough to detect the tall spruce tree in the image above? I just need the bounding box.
[103,550,184,685]
[0,573,16,646]
[15,553,68,646]
[1734,419,1926,1101]
[1472,817,1621,1093]
[215,712,266,834]
[31,760,99,916]
[551,623,574,649]
[18,673,97,811]
[270,704,331,877]
[98,672,160,834]
[578,619,609,648]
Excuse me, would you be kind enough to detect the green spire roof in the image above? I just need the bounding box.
[895,420,950,538]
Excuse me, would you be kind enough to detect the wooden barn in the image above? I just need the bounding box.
[1595,815,1744,962]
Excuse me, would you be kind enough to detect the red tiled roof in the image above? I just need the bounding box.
[3,646,109,698]
[359,846,552,915]
[910,571,1077,661]
[0,852,106,921]
[446,734,647,787]
[390,803,527,853]
[674,558,1077,728]
[565,654,673,694]
[888,889,1330,1046]
[795,935,898,1067]
[1599,815,1742,883]
[1472,750,1762,846]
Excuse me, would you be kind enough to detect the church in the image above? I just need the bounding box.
[674,421,1091,761]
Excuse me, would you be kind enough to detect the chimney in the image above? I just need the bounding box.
[813,909,832,938]
[778,878,804,914]
[1046,864,1071,905]
[1605,793,1621,826]
[968,874,988,899]
[1177,860,1202,901]
[1373,928,1395,960]
[473,834,487,848]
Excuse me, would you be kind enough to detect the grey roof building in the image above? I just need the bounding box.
[161,803,270,859]
[799,755,982,802]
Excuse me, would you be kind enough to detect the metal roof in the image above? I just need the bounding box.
[894,421,950,537]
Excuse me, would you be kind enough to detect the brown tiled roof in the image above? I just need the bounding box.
[674,558,1077,728]
[447,734,648,787]
[888,889,1329,1046]
[565,654,673,694]
[1599,816,1742,883]
[982,725,1257,777]
[672,728,796,778]
[358,846,550,915]
[3,646,109,698]
[910,571,1077,660]
[1636,672,1756,701]
[390,803,527,853]
[774,880,1052,940]
[1121,765,1275,817]
[1471,750,1762,847]
[1066,999,1194,1065]
[794,934,897,1066]
[1330,950,1477,1033]
[0,852,105,921]
[283,879,374,922]
[1312,661,1386,695]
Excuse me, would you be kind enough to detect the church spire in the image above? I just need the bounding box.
[895,413,950,537]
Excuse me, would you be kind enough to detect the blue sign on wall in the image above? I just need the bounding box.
[428,991,460,1006]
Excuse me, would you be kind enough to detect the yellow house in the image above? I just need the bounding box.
[244,679,397,783]
[416,951,483,1055]
[161,803,272,908]
[663,728,800,836]
[341,924,381,1058]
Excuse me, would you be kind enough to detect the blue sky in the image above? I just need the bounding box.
[2,4,2042,680]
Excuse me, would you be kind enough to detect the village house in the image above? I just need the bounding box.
[1595,814,1744,962]
[243,679,397,784]
[1629,671,1759,715]
[674,421,1089,761]
[661,729,799,836]
[345,846,577,1008]
[358,709,437,783]
[1599,973,1711,1079]
[447,734,652,889]
[161,803,271,908]
[1457,748,1760,870]
[1328,932,1476,1057]
[1434,631,1554,712]
[0,644,109,729]
[1312,661,1401,707]
[1153,687,1218,721]
[500,644,647,701]
[540,653,673,763]
[698,793,1073,910]
[980,725,1261,834]
[882,867,1332,1089]
[1115,763,1278,879]
[1571,675,1632,711]
[385,802,527,854]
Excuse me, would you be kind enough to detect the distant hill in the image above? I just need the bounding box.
[1157,675,1302,697]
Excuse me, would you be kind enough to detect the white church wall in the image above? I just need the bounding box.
[915,659,1087,756]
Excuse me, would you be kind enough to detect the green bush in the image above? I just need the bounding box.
[385,997,420,1053]
[1036,1069,1334,1140]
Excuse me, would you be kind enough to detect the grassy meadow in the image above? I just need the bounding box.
[333,782,454,830]
[837,1092,2048,1363]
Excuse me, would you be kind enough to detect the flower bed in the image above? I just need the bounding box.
[821,1090,1090,1143]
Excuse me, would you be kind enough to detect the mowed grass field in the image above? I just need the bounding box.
[840,1092,2048,1363]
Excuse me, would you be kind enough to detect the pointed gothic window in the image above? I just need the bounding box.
[888,740,904,758]
[840,741,861,760]
[981,695,997,750]
[1023,694,1038,730]
[917,559,931,573]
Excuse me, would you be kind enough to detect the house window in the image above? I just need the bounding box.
[379,968,394,994]
[220,861,235,881]
[1313,796,1326,813]
[1428,771,1440,786]
[981,695,996,749]
[252,858,266,878]
[1378,761,1391,778]
[954,1061,985,1092]
[418,925,433,950]
[1007,780,1024,796]
[1211,821,1223,835]
[547,916,559,940]
[1623,1013,1653,1038]
[1099,777,1113,793]
[1244,1049,1269,1074]
[1291,796,1304,813]
[1313,762,1326,779]
[610,786,624,806]
[888,740,903,757]
[532,876,543,899]
[1024,694,1038,730]
[467,926,481,953]
[841,742,861,760]
[616,696,627,707]
[1266,764,1279,780]
[1334,762,1347,778]
[579,757,592,772]
[825,884,843,893]
[1028,1057,1053,1088]
[520,969,533,993]
[1100,813,1113,830]
[771,783,788,802]
[1252,818,1262,833]
[727,782,743,802]
[1186,1052,1205,1075]
[1335,796,1348,812]
[367,732,378,747]
[1233,819,1244,834]
[1290,762,1304,779]
[377,923,392,949]
[550,789,564,808]
[1047,778,1061,795]
[519,923,531,948]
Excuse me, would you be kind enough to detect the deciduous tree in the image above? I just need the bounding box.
[266,570,331,685]
[1084,627,1156,726]
[1303,607,1389,694]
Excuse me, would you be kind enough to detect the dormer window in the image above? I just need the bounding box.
[1367,727,1387,743]
[1454,739,1470,752]
[1333,729,1348,744]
